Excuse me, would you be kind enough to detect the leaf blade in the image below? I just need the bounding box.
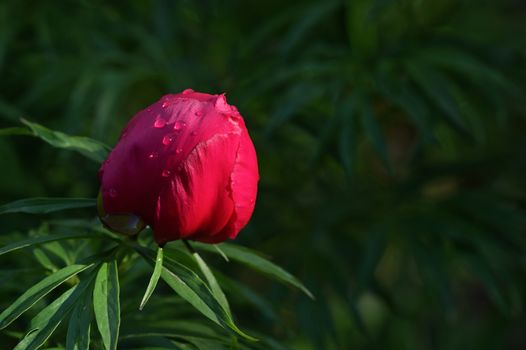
[20,119,110,163]
[93,260,121,350]
[139,247,164,311]
[193,252,231,316]
[0,197,96,215]
[0,232,97,257]
[0,264,92,329]
[15,272,96,350]
[135,245,256,341]
[66,288,93,350]
[193,242,314,299]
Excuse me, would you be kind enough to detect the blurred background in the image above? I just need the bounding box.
[1,0,525,349]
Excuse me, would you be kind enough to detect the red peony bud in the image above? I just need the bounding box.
[98,89,259,245]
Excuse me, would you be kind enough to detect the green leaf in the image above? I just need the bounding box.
[193,252,231,316]
[213,245,229,262]
[173,335,229,350]
[0,232,96,257]
[217,272,278,322]
[266,84,323,133]
[0,197,96,215]
[66,289,93,350]
[33,248,59,272]
[405,62,467,133]
[93,260,121,350]
[16,289,76,350]
[139,247,164,311]
[135,245,256,341]
[40,241,75,266]
[0,264,92,329]
[192,243,314,300]
[0,126,32,136]
[417,47,517,94]
[119,319,222,341]
[29,287,76,331]
[377,76,434,142]
[20,118,110,163]
[15,272,96,350]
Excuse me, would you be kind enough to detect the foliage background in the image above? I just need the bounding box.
[0,0,525,349]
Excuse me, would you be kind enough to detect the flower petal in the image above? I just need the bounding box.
[153,132,241,244]
[199,125,259,243]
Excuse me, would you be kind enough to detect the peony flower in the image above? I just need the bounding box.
[97,89,259,245]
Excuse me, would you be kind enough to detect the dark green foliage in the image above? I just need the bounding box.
[0,0,525,349]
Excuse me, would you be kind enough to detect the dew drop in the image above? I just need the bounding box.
[154,117,166,128]
[162,101,170,108]
[148,152,159,159]
[162,134,175,145]
[173,121,186,131]
[109,188,118,198]
[176,148,183,154]
[162,169,172,177]
[182,88,194,95]
[195,110,203,117]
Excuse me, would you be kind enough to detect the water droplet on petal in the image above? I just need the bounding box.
[173,121,186,131]
[148,152,159,159]
[195,110,203,117]
[162,101,170,108]
[176,148,183,154]
[162,169,172,177]
[162,134,175,145]
[154,117,166,128]
[182,88,194,95]
[109,188,118,198]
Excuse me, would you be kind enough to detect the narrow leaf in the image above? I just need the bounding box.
[20,119,110,163]
[193,252,231,315]
[135,245,256,341]
[93,260,120,350]
[193,242,314,299]
[16,288,76,350]
[0,127,32,136]
[213,245,229,262]
[139,247,164,311]
[66,289,93,350]
[405,62,467,133]
[0,264,92,329]
[33,248,59,272]
[0,232,97,257]
[418,47,517,94]
[30,287,76,331]
[0,197,96,215]
[377,76,434,142]
[15,273,95,350]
